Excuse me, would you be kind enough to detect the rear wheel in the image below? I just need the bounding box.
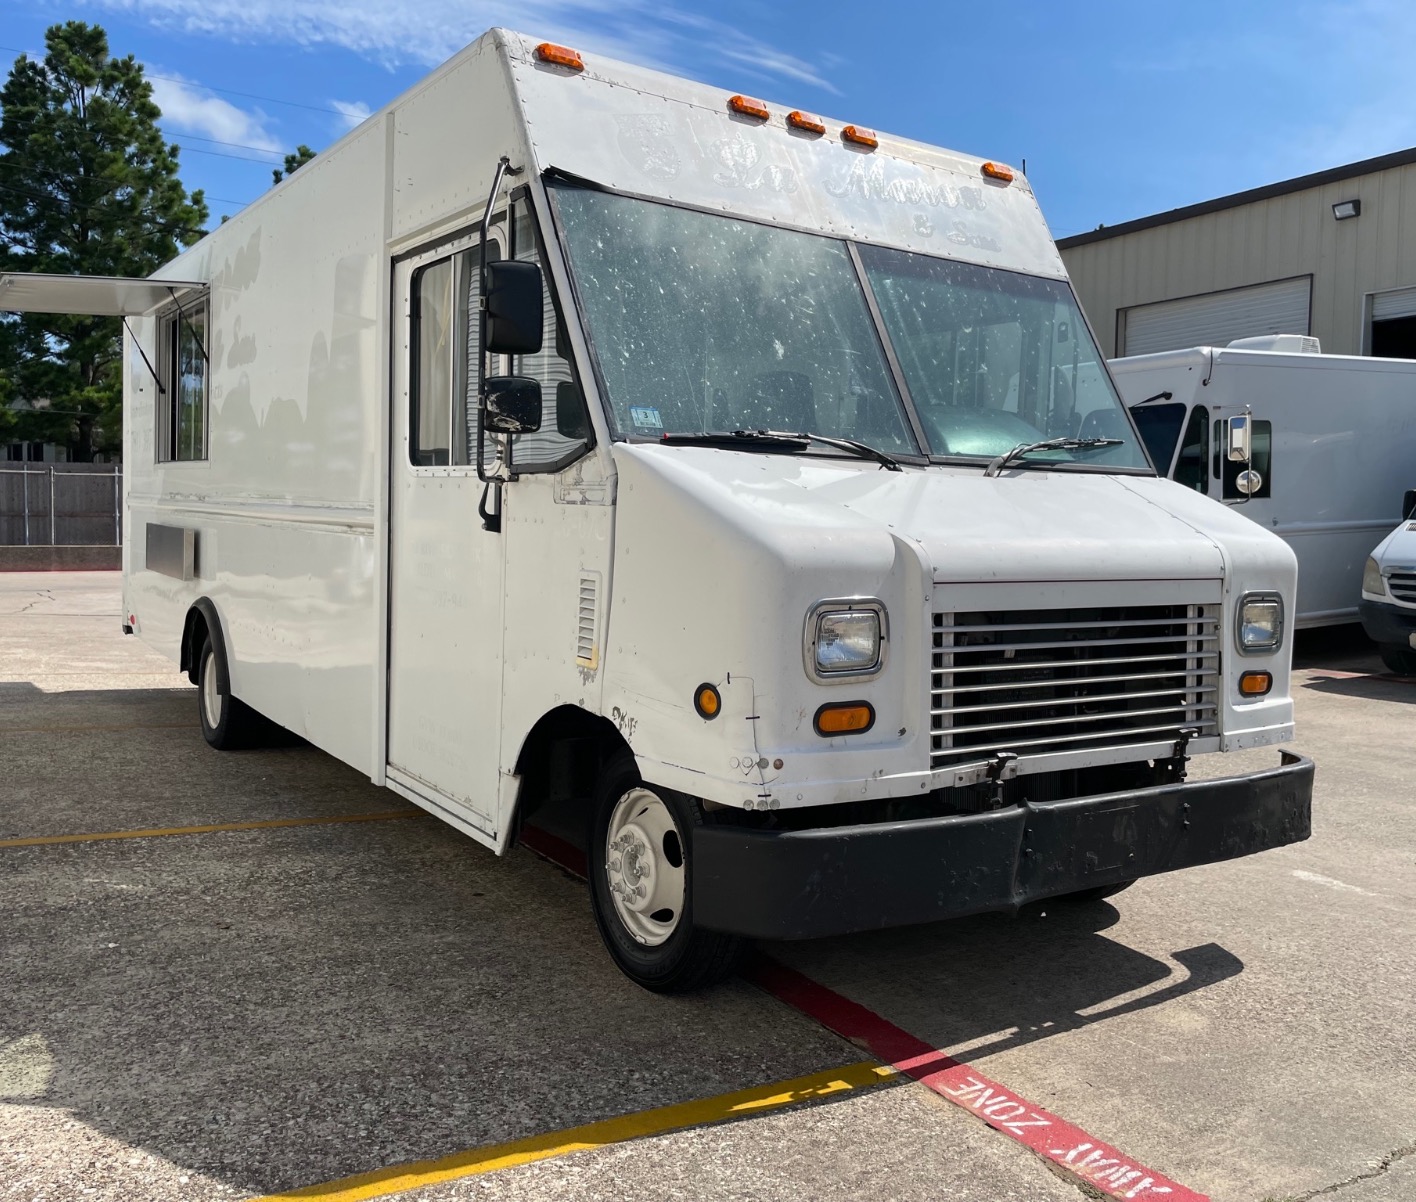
[588,756,744,992]
[1378,643,1416,676]
[196,635,263,750]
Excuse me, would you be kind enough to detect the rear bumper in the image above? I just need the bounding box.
[1359,598,1416,646]
[692,751,1314,940]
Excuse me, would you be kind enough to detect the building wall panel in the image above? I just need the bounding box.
[1062,159,1416,358]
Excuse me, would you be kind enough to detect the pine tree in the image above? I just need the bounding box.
[0,22,208,460]
[272,144,316,185]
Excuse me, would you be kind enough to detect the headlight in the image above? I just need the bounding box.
[1237,593,1283,654]
[805,601,886,679]
[1363,557,1387,597]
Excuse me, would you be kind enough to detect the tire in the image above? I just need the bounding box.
[196,634,264,750]
[1378,644,1416,676]
[1056,880,1136,904]
[588,755,745,993]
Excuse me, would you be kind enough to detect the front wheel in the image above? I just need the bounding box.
[588,757,744,993]
[1378,643,1416,676]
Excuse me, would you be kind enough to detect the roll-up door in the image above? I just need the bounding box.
[1369,285,1416,359]
[1120,277,1311,356]
[1372,286,1416,321]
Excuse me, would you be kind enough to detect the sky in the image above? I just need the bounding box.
[2,0,1416,239]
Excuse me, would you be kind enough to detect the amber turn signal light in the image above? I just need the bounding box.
[814,702,875,736]
[981,161,1015,183]
[841,125,878,149]
[787,110,826,134]
[729,94,771,120]
[1239,671,1273,697]
[535,42,585,70]
[694,683,722,720]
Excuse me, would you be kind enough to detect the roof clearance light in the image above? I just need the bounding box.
[841,125,878,149]
[982,161,1015,183]
[729,94,771,120]
[535,42,585,70]
[788,110,826,135]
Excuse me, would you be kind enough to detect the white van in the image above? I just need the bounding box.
[1110,338,1416,627]
[0,29,1312,991]
[1360,516,1416,673]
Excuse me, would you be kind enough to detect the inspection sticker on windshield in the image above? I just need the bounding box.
[630,406,663,430]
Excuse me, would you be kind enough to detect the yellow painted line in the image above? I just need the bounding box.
[3,723,193,733]
[252,1060,894,1202]
[0,810,426,848]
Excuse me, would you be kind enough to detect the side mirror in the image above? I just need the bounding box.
[1226,414,1252,463]
[485,260,543,355]
[483,376,542,434]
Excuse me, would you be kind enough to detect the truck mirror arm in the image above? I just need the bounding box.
[475,155,525,515]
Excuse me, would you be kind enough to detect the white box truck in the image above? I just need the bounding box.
[1111,337,1416,627]
[0,29,1312,991]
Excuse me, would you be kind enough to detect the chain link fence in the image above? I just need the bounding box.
[0,464,123,546]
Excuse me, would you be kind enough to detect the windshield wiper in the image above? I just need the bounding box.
[983,436,1123,477]
[661,429,903,471]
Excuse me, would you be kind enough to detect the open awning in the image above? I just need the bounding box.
[0,272,205,316]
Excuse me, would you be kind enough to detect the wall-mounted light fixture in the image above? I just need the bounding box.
[1332,199,1361,220]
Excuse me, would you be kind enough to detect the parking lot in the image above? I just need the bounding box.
[2,570,1413,1202]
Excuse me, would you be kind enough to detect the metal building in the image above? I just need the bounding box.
[1058,146,1416,360]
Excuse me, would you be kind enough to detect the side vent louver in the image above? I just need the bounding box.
[577,572,600,668]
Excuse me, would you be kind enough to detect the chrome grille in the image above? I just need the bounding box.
[930,604,1219,770]
[1387,572,1416,606]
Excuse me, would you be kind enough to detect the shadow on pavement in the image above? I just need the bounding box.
[775,900,1242,1065]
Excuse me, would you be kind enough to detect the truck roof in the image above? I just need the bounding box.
[1113,345,1416,377]
[162,28,1067,283]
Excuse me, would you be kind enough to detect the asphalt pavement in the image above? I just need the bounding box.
[1,572,1411,1202]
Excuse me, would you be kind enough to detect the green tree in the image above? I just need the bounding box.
[272,144,315,185]
[0,22,207,461]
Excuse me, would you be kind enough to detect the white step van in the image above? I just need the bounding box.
[1110,337,1416,628]
[0,30,1312,990]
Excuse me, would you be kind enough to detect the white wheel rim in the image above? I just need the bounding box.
[202,649,223,728]
[605,788,686,947]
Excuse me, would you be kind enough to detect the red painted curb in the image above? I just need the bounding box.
[518,826,1204,1200]
[746,957,1204,1201]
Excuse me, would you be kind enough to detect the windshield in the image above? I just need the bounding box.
[550,183,1150,471]
[1130,402,1187,474]
[855,244,1149,468]
[550,185,919,453]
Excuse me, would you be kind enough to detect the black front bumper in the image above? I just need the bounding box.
[1359,598,1416,646]
[692,751,1314,940]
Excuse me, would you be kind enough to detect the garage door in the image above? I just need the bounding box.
[1120,277,1311,356]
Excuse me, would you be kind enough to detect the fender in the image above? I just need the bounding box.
[179,597,231,694]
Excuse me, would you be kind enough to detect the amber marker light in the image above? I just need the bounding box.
[787,110,826,135]
[694,683,722,720]
[982,161,1015,183]
[814,702,875,736]
[535,42,585,70]
[729,94,771,120]
[1239,671,1273,697]
[841,125,879,149]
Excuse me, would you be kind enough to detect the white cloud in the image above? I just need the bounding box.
[330,99,372,131]
[84,1,835,95]
[149,73,282,153]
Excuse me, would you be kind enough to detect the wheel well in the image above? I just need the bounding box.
[179,598,228,689]
[511,705,633,836]
[179,607,209,685]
